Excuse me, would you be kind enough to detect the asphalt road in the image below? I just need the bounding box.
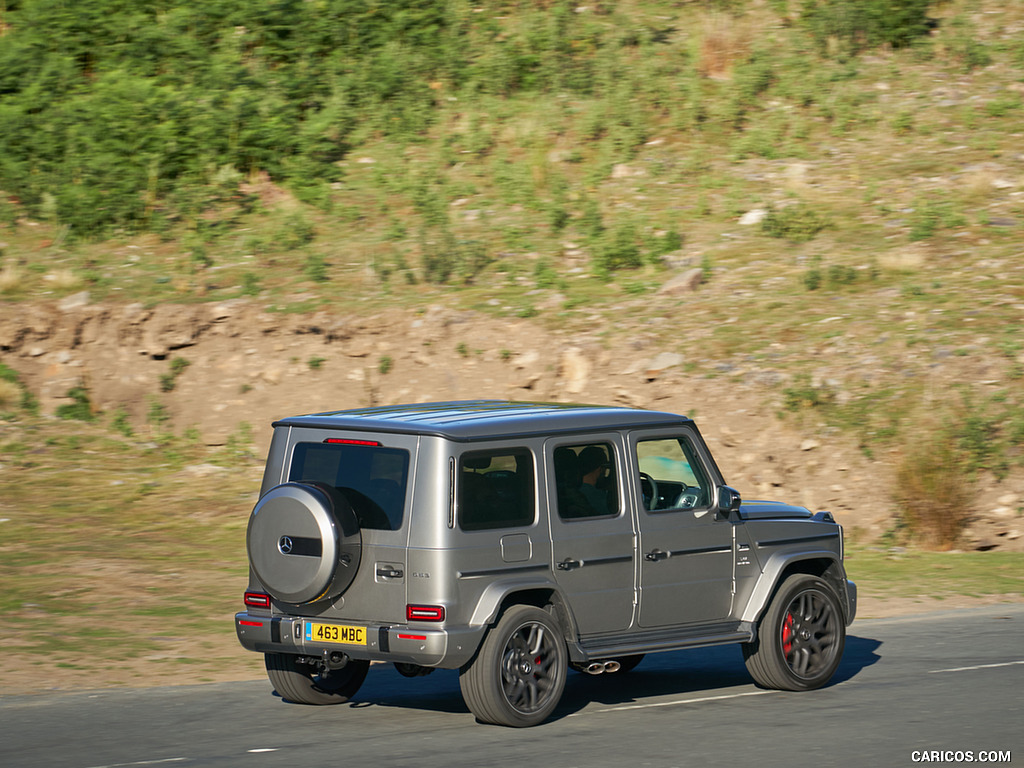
[3,605,1021,768]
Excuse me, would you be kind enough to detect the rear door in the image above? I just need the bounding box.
[545,434,637,636]
[285,428,417,624]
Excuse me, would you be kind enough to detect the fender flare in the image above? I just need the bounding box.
[739,549,845,625]
[468,574,578,636]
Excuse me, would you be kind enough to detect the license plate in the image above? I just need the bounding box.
[304,622,367,646]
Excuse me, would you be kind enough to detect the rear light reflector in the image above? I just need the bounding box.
[397,634,427,641]
[244,592,271,608]
[239,620,264,627]
[406,604,445,622]
[323,438,382,446]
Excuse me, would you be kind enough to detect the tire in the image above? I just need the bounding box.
[265,652,369,705]
[459,605,568,727]
[743,574,845,691]
[246,483,361,604]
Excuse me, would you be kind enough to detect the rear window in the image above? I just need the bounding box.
[289,442,410,531]
[458,448,535,531]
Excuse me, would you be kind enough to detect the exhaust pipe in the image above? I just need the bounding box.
[584,660,622,675]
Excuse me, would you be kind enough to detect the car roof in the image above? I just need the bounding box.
[273,400,692,442]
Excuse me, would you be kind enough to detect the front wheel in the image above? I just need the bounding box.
[742,574,845,691]
[460,605,568,727]
[265,652,369,705]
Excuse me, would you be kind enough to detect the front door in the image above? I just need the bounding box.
[545,435,637,636]
[631,430,735,627]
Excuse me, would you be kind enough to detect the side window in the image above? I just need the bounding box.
[553,442,619,520]
[635,436,711,512]
[458,448,535,531]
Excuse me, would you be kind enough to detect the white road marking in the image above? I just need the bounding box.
[248,749,280,753]
[571,689,776,715]
[85,759,189,768]
[929,660,1024,674]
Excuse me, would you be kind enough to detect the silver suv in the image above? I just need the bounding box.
[235,401,856,727]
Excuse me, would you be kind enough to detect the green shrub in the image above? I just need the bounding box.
[593,222,643,273]
[110,407,134,437]
[147,397,170,429]
[800,0,932,55]
[908,198,966,241]
[56,387,94,422]
[305,253,329,283]
[761,203,830,242]
[782,374,834,412]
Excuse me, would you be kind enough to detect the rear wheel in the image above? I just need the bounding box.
[742,574,845,691]
[460,605,567,727]
[265,652,369,705]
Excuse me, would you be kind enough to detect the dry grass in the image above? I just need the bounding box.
[0,379,21,408]
[0,260,22,293]
[892,423,976,550]
[697,12,753,81]
[46,268,81,290]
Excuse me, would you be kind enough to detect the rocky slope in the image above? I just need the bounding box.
[2,295,1020,550]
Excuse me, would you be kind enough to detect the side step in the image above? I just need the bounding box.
[572,622,754,662]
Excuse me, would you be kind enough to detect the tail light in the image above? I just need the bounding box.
[406,604,445,622]
[244,592,271,609]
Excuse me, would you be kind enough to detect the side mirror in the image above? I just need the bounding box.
[717,485,742,518]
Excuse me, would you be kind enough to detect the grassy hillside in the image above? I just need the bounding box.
[1,0,1023,547]
[1,1,1023,692]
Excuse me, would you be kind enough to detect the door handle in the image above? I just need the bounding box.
[376,566,404,578]
[645,549,669,562]
[557,557,582,571]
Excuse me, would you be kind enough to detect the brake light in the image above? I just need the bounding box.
[406,604,445,622]
[244,592,271,609]
[323,438,382,446]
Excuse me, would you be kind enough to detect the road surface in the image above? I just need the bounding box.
[3,605,1021,768]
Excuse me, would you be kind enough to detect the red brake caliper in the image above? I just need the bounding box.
[782,612,794,656]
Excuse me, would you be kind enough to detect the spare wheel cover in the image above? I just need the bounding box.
[247,483,361,604]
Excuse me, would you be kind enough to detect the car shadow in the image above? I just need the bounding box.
[831,633,883,684]
[277,633,882,723]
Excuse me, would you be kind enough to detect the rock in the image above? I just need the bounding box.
[261,367,283,385]
[644,352,685,378]
[800,439,821,451]
[560,347,590,394]
[612,164,644,179]
[997,493,1019,506]
[514,350,540,369]
[739,209,767,226]
[658,268,703,296]
[181,463,228,477]
[58,291,90,312]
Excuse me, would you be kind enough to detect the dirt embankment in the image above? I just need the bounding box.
[1,296,1021,549]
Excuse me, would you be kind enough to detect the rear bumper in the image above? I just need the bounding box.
[235,612,485,669]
